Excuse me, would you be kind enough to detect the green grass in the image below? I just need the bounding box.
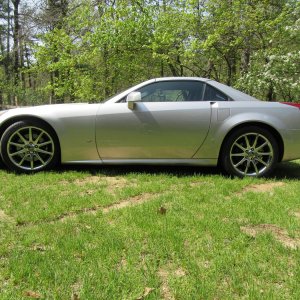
[0,162,300,299]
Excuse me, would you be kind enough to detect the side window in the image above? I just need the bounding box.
[137,81,204,102]
[204,85,228,101]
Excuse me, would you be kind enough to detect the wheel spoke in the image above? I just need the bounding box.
[34,131,44,144]
[35,148,53,156]
[234,142,246,152]
[17,132,28,144]
[35,153,45,165]
[37,141,53,147]
[30,158,34,170]
[245,136,251,148]
[252,161,259,175]
[28,127,33,142]
[234,158,246,168]
[255,157,268,166]
[256,141,268,151]
[257,152,272,156]
[244,160,250,174]
[9,141,25,147]
[17,155,28,167]
[231,153,245,157]
[9,148,27,157]
[252,134,259,148]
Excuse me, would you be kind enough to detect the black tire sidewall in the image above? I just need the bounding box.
[1,120,60,173]
[221,126,279,178]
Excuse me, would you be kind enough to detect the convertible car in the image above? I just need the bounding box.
[0,77,299,177]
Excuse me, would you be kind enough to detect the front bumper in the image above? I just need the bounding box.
[281,129,300,161]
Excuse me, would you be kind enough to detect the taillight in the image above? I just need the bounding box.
[281,102,300,109]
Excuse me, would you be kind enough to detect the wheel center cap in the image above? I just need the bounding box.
[246,149,257,159]
[26,144,36,153]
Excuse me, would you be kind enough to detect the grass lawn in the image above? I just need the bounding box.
[0,161,300,299]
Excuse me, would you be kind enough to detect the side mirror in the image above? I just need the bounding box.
[126,92,141,110]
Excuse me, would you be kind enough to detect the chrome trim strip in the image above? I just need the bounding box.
[63,159,218,166]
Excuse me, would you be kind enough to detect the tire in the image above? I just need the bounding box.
[0,120,60,173]
[221,126,279,178]
[0,157,5,169]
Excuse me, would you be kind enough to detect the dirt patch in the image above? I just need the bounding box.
[243,182,285,193]
[136,287,155,300]
[63,176,133,195]
[103,193,157,213]
[73,176,102,186]
[104,176,133,194]
[158,268,175,300]
[189,181,206,187]
[293,211,300,219]
[43,192,160,224]
[158,265,187,300]
[0,209,15,224]
[235,182,285,197]
[174,268,186,277]
[71,280,83,300]
[52,207,99,224]
[105,176,128,186]
[117,257,128,271]
[16,191,160,226]
[73,175,130,191]
[241,224,300,250]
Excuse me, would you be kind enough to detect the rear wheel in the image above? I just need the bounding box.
[1,120,60,173]
[221,126,279,178]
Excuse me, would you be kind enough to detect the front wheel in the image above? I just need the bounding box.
[221,126,279,178]
[0,120,60,173]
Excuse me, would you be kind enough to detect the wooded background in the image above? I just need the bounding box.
[0,0,299,106]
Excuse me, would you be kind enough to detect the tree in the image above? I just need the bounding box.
[1,0,299,106]
[237,0,300,101]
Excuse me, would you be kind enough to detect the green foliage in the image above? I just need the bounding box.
[237,1,300,101]
[1,0,299,104]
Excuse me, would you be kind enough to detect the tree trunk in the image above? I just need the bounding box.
[226,51,237,86]
[103,44,110,99]
[168,63,178,76]
[6,0,11,105]
[20,29,26,90]
[160,60,164,77]
[267,83,275,102]
[24,44,32,88]
[12,0,21,106]
[242,46,251,75]
[50,73,54,104]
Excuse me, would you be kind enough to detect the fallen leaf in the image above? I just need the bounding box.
[158,206,167,215]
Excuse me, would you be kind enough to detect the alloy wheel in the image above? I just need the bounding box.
[229,132,274,176]
[6,126,55,171]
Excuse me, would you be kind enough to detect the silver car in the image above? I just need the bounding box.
[0,77,300,177]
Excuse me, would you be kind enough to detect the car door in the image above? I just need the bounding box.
[96,80,212,159]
